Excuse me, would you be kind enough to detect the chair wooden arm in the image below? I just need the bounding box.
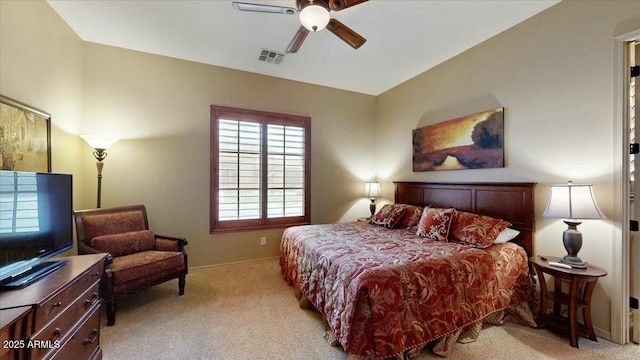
[155,234,188,252]
[155,234,188,246]
[78,241,108,255]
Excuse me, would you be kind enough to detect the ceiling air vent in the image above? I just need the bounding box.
[258,49,285,65]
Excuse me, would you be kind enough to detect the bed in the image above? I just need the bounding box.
[280,182,537,359]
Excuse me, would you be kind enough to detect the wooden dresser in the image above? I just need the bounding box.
[0,254,109,360]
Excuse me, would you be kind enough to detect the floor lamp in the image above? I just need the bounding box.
[81,135,118,208]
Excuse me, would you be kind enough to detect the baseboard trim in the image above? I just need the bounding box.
[595,325,612,343]
[189,256,280,273]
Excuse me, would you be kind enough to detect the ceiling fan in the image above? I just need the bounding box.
[231,0,368,53]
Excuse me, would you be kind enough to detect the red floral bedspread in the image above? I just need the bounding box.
[280,222,535,359]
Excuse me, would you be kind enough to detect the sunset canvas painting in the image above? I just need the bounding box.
[412,108,504,171]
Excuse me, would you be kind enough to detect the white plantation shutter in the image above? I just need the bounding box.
[218,120,262,221]
[211,106,310,232]
[0,171,39,233]
[267,124,305,218]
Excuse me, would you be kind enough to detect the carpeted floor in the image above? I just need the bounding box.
[100,259,639,360]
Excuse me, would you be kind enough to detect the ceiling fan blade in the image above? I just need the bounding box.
[232,1,297,15]
[326,19,366,49]
[286,26,310,53]
[328,0,368,11]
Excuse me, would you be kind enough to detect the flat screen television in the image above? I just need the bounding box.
[0,170,73,289]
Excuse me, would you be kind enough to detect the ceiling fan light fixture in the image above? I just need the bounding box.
[299,3,330,32]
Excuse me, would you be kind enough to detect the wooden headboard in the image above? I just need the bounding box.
[394,182,536,258]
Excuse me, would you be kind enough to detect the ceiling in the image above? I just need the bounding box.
[47,0,560,96]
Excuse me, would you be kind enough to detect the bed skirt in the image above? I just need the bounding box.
[296,290,537,359]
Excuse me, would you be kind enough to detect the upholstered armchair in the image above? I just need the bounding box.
[73,205,188,326]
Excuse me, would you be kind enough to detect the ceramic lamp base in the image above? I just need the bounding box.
[561,220,587,269]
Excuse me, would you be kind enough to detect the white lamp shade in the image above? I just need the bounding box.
[81,135,119,150]
[364,182,380,198]
[543,182,606,220]
[299,4,330,31]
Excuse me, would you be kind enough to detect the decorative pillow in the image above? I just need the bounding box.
[449,211,511,248]
[90,230,155,257]
[371,204,406,229]
[493,227,520,244]
[82,210,146,244]
[416,207,455,241]
[396,205,424,228]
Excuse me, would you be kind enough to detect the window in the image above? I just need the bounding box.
[210,106,310,232]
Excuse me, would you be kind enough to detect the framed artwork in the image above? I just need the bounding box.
[412,107,504,171]
[0,95,51,172]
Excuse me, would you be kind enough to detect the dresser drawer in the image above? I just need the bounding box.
[0,306,31,360]
[33,262,103,331]
[29,282,100,360]
[47,306,100,360]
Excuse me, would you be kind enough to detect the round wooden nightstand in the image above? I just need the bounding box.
[530,255,607,348]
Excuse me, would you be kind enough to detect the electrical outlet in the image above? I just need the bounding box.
[260,236,267,246]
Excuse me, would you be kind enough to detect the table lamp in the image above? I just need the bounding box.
[364,182,380,217]
[543,181,606,268]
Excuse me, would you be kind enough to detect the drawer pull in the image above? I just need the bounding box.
[83,329,98,345]
[53,328,62,340]
[53,301,63,308]
[92,271,101,278]
[84,292,99,307]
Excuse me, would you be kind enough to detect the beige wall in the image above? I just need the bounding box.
[3,0,639,343]
[0,0,85,254]
[376,0,640,337]
[80,43,376,267]
[1,1,377,269]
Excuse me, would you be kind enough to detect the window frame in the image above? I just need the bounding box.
[210,105,311,233]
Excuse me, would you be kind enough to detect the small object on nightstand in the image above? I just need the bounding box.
[548,261,572,269]
[530,255,607,348]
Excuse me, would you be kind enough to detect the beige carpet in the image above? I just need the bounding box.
[100,259,639,360]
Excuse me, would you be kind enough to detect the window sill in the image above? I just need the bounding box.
[210,221,310,234]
